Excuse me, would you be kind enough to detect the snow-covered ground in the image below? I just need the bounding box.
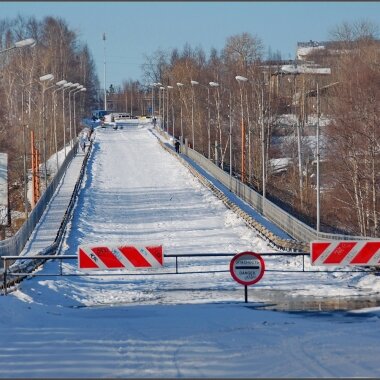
[1,123,380,378]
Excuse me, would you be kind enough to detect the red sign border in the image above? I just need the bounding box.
[230,251,265,286]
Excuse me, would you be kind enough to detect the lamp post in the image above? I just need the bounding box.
[61,82,72,157]
[0,38,36,55]
[160,86,165,131]
[19,78,36,217]
[196,83,211,159]
[261,87,266,203]
[226,88,233,186]
[20,83,32,217]
[103,32,107,110]
[209,82,220,166]
[20,87,28,217]
[149,83,155,117]
[190,80,199,150]
[39,73,54,190]
[68,83,80,149]
[235,75,248,183]
[176,83,184,144]
[156,82,162,121]
[152,82,162,120]
[166,86,175,138]
[316,82,320,232]
[52,80,68,172]
[73,85,85,140]
[166,85,173,136]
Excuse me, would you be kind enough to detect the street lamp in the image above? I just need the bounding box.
[68,83,80,149]
[0,38,36,55]
[209,82,220,166]
[19,81,34,217]
[166,86,174,138]
[39,73,54,190]
[52,80,67,172]
[235,75,248,183]
[176,82,184,144]
[103,32,107,111]
[316,83,320,232]
[159,86,165,131]
[149,83,155,117]
[260,87,266,204]
[61,82,73,157]
[151,82,162,120]
[190,80,199,150]
[166,85,173,137]
[224,87,233,187]
[73,87,87,140]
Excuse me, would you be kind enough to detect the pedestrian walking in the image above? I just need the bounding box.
[79,133,86,152]
[174,140,180,153]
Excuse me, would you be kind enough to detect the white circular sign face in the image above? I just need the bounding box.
[230,252,265,286]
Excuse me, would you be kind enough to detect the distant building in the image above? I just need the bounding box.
[296,39,380,61]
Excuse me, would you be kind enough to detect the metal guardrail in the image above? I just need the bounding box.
[0,141,79,258]
[184,145,367,244]
[0,139,93,291]
[2,252,369,295]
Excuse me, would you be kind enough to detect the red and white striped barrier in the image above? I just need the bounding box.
[311,240,380,266]
[78,244,164,270]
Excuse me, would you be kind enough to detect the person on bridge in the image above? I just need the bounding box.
[79,133,86,152]
[174,140,180,153]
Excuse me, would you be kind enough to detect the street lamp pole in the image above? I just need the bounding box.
[228,89,233,184]
[167,85,174,137]
[236,75,248,184]
[316,82,320,232]
[39,73,54,191]
[19,81,34,217]
[176,83,184,144]
[190,80,199,150]
[21,88,28,217]
[73,86,85,140]
[53,80,68,172]
[68,83,80,149]
[261,87,266,203]
[62,82,73,157]
[10,39,36,217]
[103,32,107,111]
[197,83,211,159]
[150,83,154,117]
[160,86,165,131]
[209,82,220,166]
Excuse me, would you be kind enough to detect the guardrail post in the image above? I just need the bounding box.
[175,256,178,274]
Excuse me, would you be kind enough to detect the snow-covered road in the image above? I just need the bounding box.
[2,123,380,378]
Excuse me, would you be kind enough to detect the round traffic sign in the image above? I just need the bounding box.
[230,251,265,286]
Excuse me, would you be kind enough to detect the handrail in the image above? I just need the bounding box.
[2,251,369,295]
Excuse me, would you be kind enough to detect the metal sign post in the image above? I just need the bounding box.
[230,251,265,303]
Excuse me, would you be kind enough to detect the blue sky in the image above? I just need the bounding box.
[1,1,379,88]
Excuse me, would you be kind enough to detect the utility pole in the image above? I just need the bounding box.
[316,82,320,232]
[103,32,107,111]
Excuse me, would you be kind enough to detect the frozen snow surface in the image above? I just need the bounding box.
[1,123,380,378]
